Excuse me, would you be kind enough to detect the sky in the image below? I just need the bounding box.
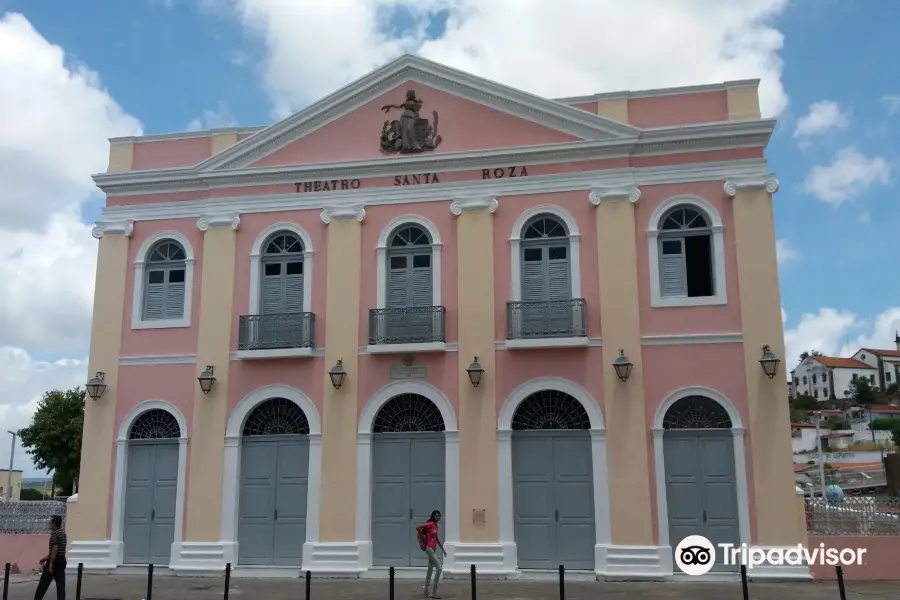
[1,0,899,478]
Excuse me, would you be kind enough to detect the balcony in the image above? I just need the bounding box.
[236,313,316,359]
[506,299,588,349]
[367,306,447,354]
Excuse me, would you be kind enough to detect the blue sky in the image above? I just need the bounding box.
[0,1,898,477]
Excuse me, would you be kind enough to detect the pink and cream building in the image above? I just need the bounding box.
[67,55,805,579]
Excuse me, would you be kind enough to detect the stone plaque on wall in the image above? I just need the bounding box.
[390,363,427,380]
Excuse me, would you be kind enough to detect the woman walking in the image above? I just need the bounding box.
[416,510,446,598]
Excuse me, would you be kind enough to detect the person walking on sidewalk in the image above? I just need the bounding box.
[416,510,447,599]
[34,515,67,600]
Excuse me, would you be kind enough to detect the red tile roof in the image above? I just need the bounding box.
[812,356,874,369]
[862,348,900,358]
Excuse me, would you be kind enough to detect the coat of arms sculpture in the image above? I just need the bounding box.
[380,90,442,154]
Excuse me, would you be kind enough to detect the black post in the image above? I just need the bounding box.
[740,564,749,600]
[389,566,395,600]
[223,562,231,600]
[836,566,847,600]
[558,565,565,600]
[2,563,10,600]
[305,570,311,600]
[146,563,154,600]
[75,563,84,600]
[470,563,476,600]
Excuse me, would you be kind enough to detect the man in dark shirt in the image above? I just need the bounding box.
[34,515,67,600]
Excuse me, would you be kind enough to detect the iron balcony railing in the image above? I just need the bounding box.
[506,298,587,340]
[368,306,446,345]
[238,313,316,351]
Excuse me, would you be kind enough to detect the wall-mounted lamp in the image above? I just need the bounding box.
[759,345,781,379]
[612,350,633,382]
[329,359,347,390]
[86,372,107,401]
[197,365,216,394]
[466,357,485,387]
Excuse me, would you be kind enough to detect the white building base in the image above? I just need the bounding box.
[66,540,122,571]
[301,541,368,575]
[745,546,812,581]
[170,541,227,574]
[600,545,669,580]
[443,542,517,576]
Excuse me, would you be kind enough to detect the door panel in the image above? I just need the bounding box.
[123,444,155,564]
[553,435,594,570]
[237,441,277,565]
[273,439,309,566]
[372,437,412,566]
[699,435,740,565]
[409,436,445,567]
[663,435,704,551]
[149,444,178,565]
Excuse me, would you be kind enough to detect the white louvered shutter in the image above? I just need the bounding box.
[660,238,687,297]
[284,263,304,313]
[547,246,571,334]
[410,254,433,339]
[261,265,284,314]
[520,247,546,337]
[165,269,186,319]
[143,270,166,320]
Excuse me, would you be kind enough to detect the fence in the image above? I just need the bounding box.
[806,496,900,536]
[0,501,67,534]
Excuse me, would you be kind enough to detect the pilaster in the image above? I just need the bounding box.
[726,177,802,548]
[318,205,364,542]
[184,212,240,542]
[590,186,654,546]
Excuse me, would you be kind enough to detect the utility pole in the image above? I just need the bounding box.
[4,430,16,502]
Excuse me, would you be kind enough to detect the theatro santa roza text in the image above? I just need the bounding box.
[294,166,529,193]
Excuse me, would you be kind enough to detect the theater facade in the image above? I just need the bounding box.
[67,55,806,579]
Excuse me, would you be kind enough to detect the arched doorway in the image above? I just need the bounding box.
[371,393,446,567]
[122,408,181,565]
[661,395,740,572]
[511,390,595,570]
[237,397,311,566]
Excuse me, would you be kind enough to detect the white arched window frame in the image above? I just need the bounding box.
[509,205,581,302]
[375,215,442,308]
[248,222,314,315]
[646,195,727,308]
[131,231,196,330]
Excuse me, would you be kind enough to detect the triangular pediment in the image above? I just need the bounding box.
[198,55,640,172]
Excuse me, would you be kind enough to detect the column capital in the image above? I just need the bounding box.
[92,220,134,239]
[197,212,241,231]
[589,186,641,205]
[724,176,779,197]
[450,196,498,215]
[320,205,366,224]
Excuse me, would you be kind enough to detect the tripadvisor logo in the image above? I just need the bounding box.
[675,535,867,576]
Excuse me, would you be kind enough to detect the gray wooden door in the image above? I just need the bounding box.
[122,441,178,565]
[371,433,445,567]
[237,436,309,566]
[664,431,740,572]
[512,431,595,570]
[520,220,571,337]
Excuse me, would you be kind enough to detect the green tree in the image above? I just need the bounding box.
[17,387,84,496]
[891,423,900,448]
[846,377,878,406]
[791,394,818,411]
[799,350,824,362]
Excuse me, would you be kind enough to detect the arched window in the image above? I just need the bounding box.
[260,232,305,314]
[511,390,590,430]
[662,395,732,429]
[386,225,433,309]
[242,398,310,436]
[129,409,181,440]
[520,215,571,302]
[372,394,445,433]
[143,240,188,321]
[657,206,714,299]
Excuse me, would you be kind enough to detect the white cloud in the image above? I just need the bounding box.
[882,94,900,116]
[214,0,790,119]
[0,13,142,473]
[186,101,238,130]
[793,100,849,142]
[783,306,900,373]
[776,239,799,263]
[803,147,891,205]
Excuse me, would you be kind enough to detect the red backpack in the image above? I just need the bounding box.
[416,523,428,550]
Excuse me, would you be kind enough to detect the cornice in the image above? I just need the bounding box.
[101,159,772,223]
[450,196,499,215]
[589,186,641,205]
[724,176,779,197]
[92,219,134,239]
[320,205,366,224]
[197,212,241,231]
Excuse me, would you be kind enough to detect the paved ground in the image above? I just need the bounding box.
[3,574,898,600]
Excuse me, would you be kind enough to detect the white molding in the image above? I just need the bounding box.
[320,205,365,223]
[497,378,609,574]
[118,354,197,366]
[110,125,265,144]
[248,222,314,315]
[504,337,589,349]
[196,212,241,231]
[131,230,196,330]
[66,541,121,571]
[509,204,582,302]
[92,220,134,239]
[555,79,759,104]
[640,333,743,345]
[365,342,447,354]
[375,215,443,309]
[646,194,727,308]
[495,337,602,350]
[100,159,770,221]
[356,381,459,570]
[724,176,779,196]
[110,400,189,568]
[651,387,751,568]
[602,545,668,579]
[221,385,323,568]
[234,347,315,360]
[746,547,812,580]
[450,196,499,214]
[588,186,641,204]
